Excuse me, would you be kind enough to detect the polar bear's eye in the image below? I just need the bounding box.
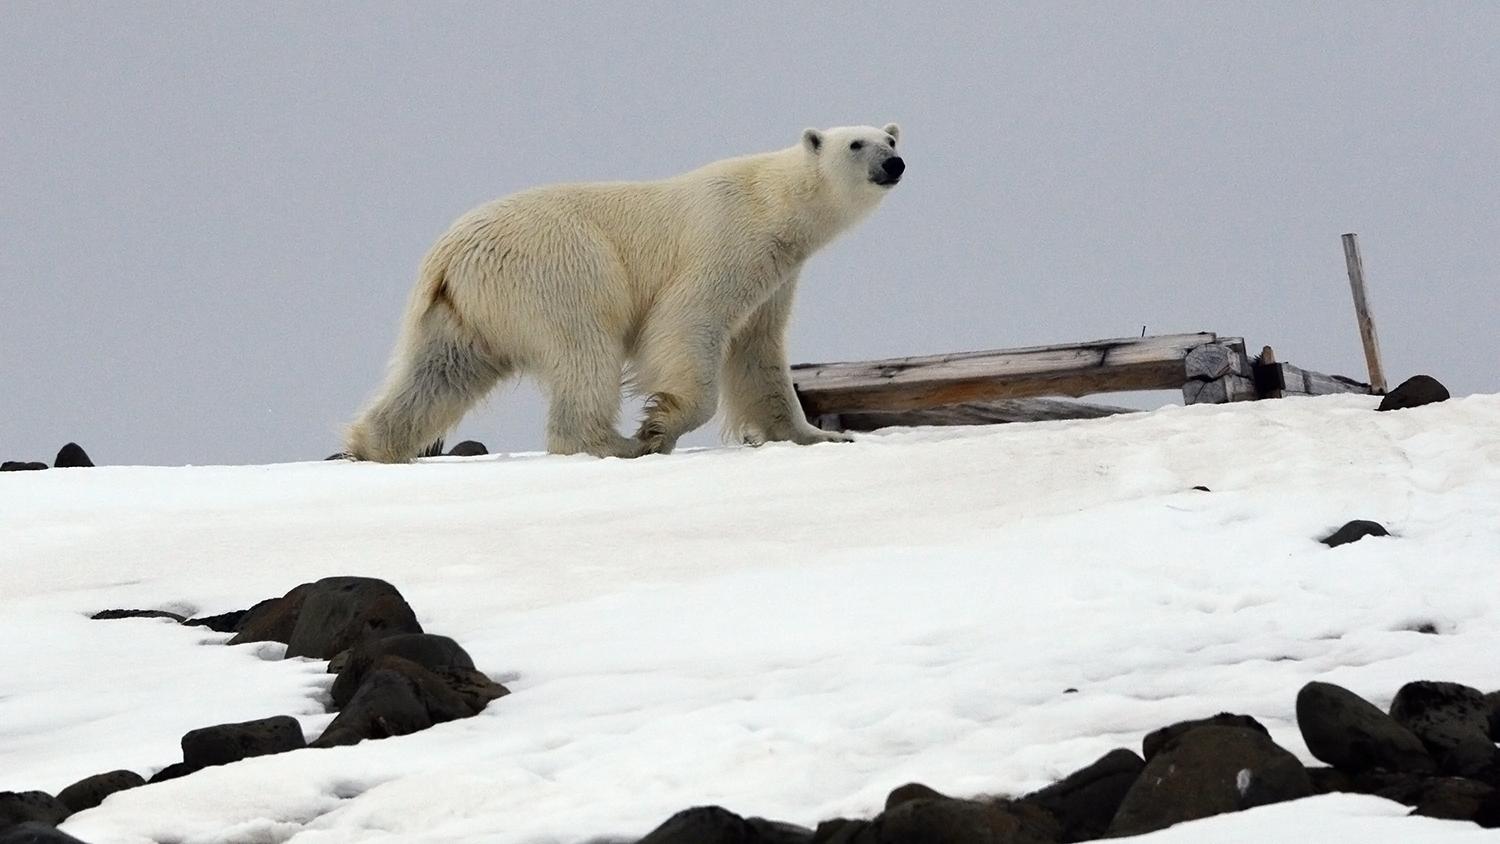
[849,141,864,151]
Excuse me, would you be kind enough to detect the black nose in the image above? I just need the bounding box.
[882,156,905,177]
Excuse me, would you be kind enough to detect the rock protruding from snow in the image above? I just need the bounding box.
[52,443,93,468]
[634,805,813,843]
[1377,375,1450,411]
[0,823,92,843]
[0,793,68,832]
[1295,682,1434,773]
[54,770,145,814]
[312,655,505,748]
[1320,520,1390,547]
[226,590,314,647]
[1106,725,1311,837]
[180,716,306,771]
[89,609,187,623]
[284,577,423,659]
[447,440,489,457]
[0,462,47,472]
[1389,681,1499,777]
[329,633,477,708]
[1141,713,1269,761]
[1021,748,1143,842]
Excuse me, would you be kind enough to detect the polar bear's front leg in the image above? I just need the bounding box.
[721,285,853,447]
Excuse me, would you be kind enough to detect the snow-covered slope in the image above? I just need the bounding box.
[3,394,1498,843]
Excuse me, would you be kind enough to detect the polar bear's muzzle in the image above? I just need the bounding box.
[871,156,905,187]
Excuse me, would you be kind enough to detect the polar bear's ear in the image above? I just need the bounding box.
[801,128,823,154]
[883,123,901,143]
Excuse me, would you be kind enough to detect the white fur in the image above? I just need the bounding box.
[346,123,904,461]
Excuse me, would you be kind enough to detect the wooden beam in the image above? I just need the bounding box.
[1342,233,1389,392]
[792,333,1218,416]
[825,398,1138,432]
[1181,337,1257,405]
[1256,361,1372,397]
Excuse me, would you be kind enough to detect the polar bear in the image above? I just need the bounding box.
[345,123,905,461]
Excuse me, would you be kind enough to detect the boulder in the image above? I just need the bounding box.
[52,444,93,468]
[1347,770,1497,824]
[89,609,185,623]
[312,657,479,747]
[884,783,950,810]
[1295,682,1433,773]
[1377,375,1450,411]
[330,633,476,708]
[181,715,306,770]
[636,805,814,843]
[227,590,313,647]
[447,440,489,457]
[871,797,1058,844]
[0,792,68,829]
[1022,747,1143,842]
[0,824,92,844]
[1488,691,1500,740]
[1320,520,1390,547]
[55,770,145,813]
[1389,681,1497,776]
[1106,726,1312,837]
[0,462,47,472]
[1142,714,1268,761]
[284,577,422,660]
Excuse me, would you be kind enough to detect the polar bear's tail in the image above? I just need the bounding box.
[344,254,506,463]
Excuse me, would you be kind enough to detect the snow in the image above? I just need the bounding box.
[2,393,1498,843]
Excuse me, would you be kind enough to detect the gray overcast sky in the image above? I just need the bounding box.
[3,2,1497,466]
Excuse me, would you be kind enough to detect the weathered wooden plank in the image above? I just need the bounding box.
[1262,362,1372,396]
[1181,337,1255,404]
[1342,233,1389,392]
[824,398,1139,432]
[792,333,1218,415]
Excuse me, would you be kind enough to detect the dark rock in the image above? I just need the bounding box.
[1377,375,1450,411]
[1406,622,1440,635]
[1306,766,1355,795]
[1022,747,1143,842]
[429,665,510,714]
[636,805,814,843]
[52,443,93,468]
[1142,713,1269,761]
[147,762,196,784]
[1295,682,1434,773]
[1477,790,1500,828]
[873,797,1059,844]
[312,657,476,747]
[0,792,68,828]
[1106,726,1312,838]
[447,440,489,457]
[183,609,250,633]
[1348,770,1496,823]
[885,783,949,811]
[89,609,186,623]
[809,819,870,843]
[330,633,476,708]
[0,462,48,472]
[284,577,422,660]
[1487,691,1500,740]
[1320,520,1390,547]
[0,823,92,844]
[55,770,145,813]
[181,715,305,769]
[1191,485,1211,492]
[1389,681,1495,776]
[227,589,313,647]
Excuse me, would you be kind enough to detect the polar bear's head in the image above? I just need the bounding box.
[801,123,904,204]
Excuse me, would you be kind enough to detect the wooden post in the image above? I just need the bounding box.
[1258,346,1282,399]
[1341,233,1388,393]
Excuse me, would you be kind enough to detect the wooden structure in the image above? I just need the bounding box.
[792,332,1371,432]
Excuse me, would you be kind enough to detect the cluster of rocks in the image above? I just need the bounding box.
[0,443,93,472]
[631,680,1500,843]
[2,577,507,842]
